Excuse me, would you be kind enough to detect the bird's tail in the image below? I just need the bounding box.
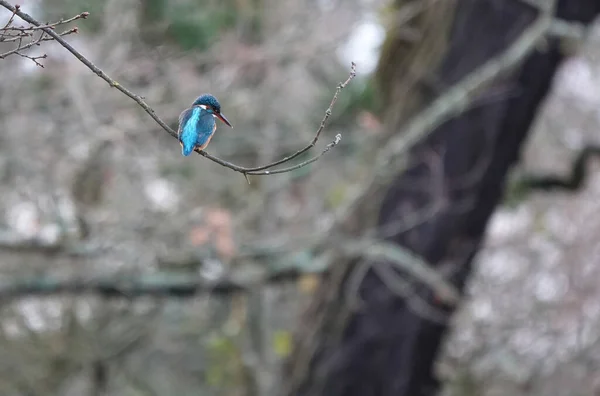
[181,142,195,156]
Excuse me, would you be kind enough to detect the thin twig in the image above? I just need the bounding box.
[0,0,354,177]
[246,134,342,176]
[15,50,46,67]
[0,3,17,40]
[0,27,77,62]
[245,63,356,172]
[2,11,88,32]
[0,3,82,66]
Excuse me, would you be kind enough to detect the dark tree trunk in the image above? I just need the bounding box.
[283,1,600,396]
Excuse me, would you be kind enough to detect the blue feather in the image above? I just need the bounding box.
[195,112,216,146]
[177,106,216,156]
[179,107,200,156]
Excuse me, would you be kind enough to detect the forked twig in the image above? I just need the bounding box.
[0,4,86,67]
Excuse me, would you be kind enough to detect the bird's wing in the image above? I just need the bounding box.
[195,112,217,147]
[178,108,195,140]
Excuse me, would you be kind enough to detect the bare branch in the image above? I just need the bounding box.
[0,1,355,177]
[0,27,78,65]
[0,3,17,40]
[341,239,460,305]
[3,10,88,32]
[245,65,356,173]
[0,3,85,66]
[246,134,342,176]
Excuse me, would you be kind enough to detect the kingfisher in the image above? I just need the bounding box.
[177,94,233,156]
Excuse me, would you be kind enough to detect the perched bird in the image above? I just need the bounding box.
[177,94,233,156]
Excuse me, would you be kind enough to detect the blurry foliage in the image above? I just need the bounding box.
[42,0,104,33]
[297,273,320,294]
[325,183,348,210]
[141,0,166,23]
[29,74,55,94]
[205,333,243,391]
[285,151,314,180]
[445,369,482,396]
[345,78,383,117]
[140,0,239,50]
[272,330,292,357]
[159,162,196,180]
[38,0,268,54]
[164,10,235,52]
[20,75,57,112]
[503,178,530,208]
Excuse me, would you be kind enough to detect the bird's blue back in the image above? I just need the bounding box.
[178,106,216,156]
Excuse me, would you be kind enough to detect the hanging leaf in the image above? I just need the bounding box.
[272,330,293,358]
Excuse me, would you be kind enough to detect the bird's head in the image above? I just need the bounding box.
[192,94,233,128]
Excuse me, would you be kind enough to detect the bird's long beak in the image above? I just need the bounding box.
[216,112,233,128]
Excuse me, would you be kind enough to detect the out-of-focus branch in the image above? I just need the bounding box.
[245,65,356,173]
[0,1,354,178]
[0,272,306,299]
[341,239,460,305]
[0,229,107,257]
[0,4,85,66]
[0,239,458,307]
[548,19,589,40]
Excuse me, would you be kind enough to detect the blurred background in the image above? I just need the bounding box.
[1,0,600,395]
